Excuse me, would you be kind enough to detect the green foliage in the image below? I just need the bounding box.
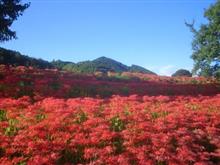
[0,147,5,157]
[0,84,9,93]
[15,89,33,98]
[49,81,61,91]
[172,69,192,77]
[5,119,19,136]
[0,109,7,121]
[51,60,74,70]
[98,86,113,98]
[67,86,97,98]
[120,86,130,95]
[17,161,26,165]
[18,80,33,87]
[52,56,156,75]
[123,105,131,116]
[151,112,160,120]
[57,147,85,165]
[15,80,34,98]
[185,103,199,111]
[151,111,169,120]
[186,0,220,78]
[0,46,156,75]
[190,79,199,84]
[35,113,46,122]
[75,111,88,124]
[113,73,130,80]
[110,116,125,132]
[0,0,30,42]
[156,161,167,165]
[93,56,128,72]
[112,136,124,155]
[0,73,4,80]
[96,73,132,82]
[129,64,156,74]
[0,47,53,69]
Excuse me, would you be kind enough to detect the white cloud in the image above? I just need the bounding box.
[158,65,176,76]
[144,65,191,76]
[143,65,176,76]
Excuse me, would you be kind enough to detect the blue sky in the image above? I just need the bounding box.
[1,0,216,75]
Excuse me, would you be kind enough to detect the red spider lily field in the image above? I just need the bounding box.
[0,65,220,165]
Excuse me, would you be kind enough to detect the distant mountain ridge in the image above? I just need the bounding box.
[52,56,156,75]
[0,47,156,75]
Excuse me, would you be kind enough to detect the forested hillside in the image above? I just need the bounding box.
[0,47,53,69]
[0,47,156,74]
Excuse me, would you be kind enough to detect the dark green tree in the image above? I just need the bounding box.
[172,69,192,77]
[0,0,30,42]
[186,0,220,77]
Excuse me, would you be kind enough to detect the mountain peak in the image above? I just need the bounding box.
[92,56,156,74]
[95,56,109,59]
[93,56,115,62]
[0,47,156,75]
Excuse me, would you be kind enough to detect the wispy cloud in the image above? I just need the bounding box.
[145,65,177,76]
[158,65,176,76]
[145,65,192,76]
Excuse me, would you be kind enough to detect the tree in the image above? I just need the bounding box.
[186,0,220,77]
[0,0,30,42]
[172,69,192,77]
